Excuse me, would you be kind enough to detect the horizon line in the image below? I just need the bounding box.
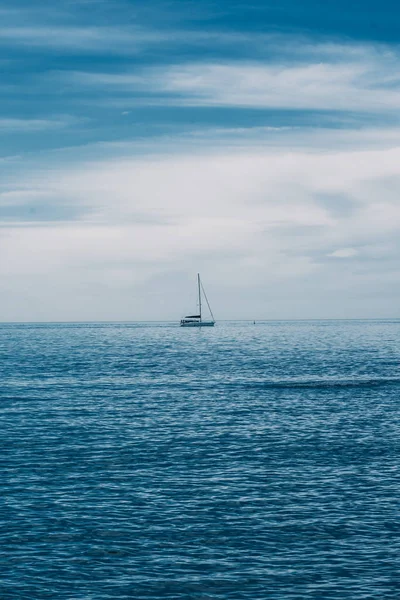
[1,318,400,325]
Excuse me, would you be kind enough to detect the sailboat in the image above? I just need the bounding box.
[180,274,215,327]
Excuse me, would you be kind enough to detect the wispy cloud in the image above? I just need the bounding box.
[0,116,83,132]
[63,39,400,113]
[0,24,245,53]
[0,24,175,52]
[329,248,358,258]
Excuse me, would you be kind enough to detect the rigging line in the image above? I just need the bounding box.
[200,281,215,322]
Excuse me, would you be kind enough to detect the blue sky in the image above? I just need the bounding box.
[1,0,400,320]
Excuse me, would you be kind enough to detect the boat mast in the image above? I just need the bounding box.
[197,273,202,322]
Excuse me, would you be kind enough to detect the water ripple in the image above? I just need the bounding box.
[1,320,399,599]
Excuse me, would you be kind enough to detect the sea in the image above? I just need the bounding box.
[1,320,399,599]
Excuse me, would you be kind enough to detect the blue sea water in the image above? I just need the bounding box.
[1,320,399,599]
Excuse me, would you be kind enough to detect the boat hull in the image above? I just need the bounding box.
[180,321,215,327]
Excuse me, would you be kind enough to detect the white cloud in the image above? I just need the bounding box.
[1,127,400,320]
[329,248,358,258]
[0,23,244,54]
[0,116,83,131]
[64,38,400,113]
[0,25,172,51]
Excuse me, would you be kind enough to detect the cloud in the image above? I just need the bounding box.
[1,126,400,320]
[2,16,400,321]
[329,248,358,258]
[63,39,400,114]
[0,116,83,132]
[0,23,245,54]
[0,25,172,52]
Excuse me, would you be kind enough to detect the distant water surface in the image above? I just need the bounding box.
[1,320,399,599]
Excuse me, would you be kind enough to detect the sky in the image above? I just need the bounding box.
[1,0,400,321]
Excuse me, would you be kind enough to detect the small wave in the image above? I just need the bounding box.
[229,376,400,390]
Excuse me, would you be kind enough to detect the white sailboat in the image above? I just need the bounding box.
[180,274,215,327]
